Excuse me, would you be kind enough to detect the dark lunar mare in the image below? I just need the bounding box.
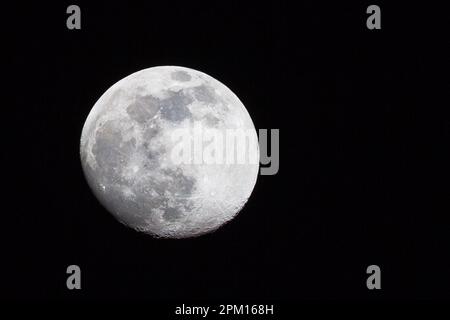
[85,92,199,231]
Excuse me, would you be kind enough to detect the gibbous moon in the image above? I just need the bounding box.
[80,66,259,238]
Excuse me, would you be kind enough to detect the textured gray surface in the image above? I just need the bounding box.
[80,66,259,238]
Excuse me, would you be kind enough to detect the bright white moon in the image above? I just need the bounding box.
[80,66,259,238]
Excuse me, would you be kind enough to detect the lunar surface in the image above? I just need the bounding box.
[80,66,259,238]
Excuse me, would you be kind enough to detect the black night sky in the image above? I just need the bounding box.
[4,0,450,313]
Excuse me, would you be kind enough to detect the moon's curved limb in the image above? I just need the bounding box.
[80,66,259,238]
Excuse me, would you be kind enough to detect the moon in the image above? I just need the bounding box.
[80,66,259,238]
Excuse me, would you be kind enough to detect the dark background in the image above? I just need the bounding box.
[4,0,450,307]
